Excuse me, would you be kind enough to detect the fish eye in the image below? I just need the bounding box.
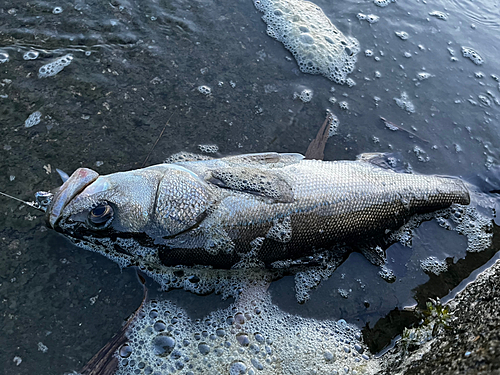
[88,203,114,227]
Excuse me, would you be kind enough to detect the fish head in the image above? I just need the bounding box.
[41,165,212,259]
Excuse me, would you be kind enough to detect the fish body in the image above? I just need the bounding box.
[46,152,470,269]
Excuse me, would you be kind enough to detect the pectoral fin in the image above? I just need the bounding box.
[208,167,294,203]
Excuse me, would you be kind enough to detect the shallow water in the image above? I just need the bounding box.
[1,0,499,373]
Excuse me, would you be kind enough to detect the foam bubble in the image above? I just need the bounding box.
[429,11,448,20]
[294,88,313,102]
[357,13,380,24]
[0,52,9,64]
[114,289,377,375]
[23,51,39,60]
[339,101,349,110]
[417,72,432,80]
[462,47,484,65]
[164,151,213,163]
[253,0,359,84]
[52,6,63,14]
[395,31,409,40]
[413,146,429,162]
[197,85,212,95]
[198,144,219,154]
[24,111,42,128]
[266,216,292,243]
[378,265,396,282]
[374,0,396,7]
[394,91,415,113]
[328,112,340,137]
[390,204,492,254]
[420,256,447,275]
[38,54,73,78]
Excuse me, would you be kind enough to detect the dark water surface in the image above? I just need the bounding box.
[1,0,500,373]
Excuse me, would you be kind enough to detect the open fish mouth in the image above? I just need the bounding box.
[42,168,99,229]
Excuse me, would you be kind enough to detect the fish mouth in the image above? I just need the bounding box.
[46,168,99,229]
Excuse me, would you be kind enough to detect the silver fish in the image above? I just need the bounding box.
[41,152,470,269]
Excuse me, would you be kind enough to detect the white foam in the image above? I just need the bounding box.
[198,144,219,154]
[394,91,415,113]
[253,0,359,84]
[357,13,380,24]
[294,88,313,102]
[197,85,212,95]
[38,54,73,78]
[395,31,409,40]
[420,256,448,275]
[0,52,9,64]
[374,0,396,7]
[115,290,379,375]
[429,11,448,20]
[328,112,340,137]
[23,51,39,60]
[462,47,484,65]
[417,72,432,80]
[24,111,42,128]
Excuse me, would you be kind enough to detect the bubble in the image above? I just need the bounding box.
[253,0,359,84]
[462,47,484,65]
[346,78,356,87]
[339,101,349,110]
[152,334,176,357]
[164,151,213,163]
[357,13,379,24]
[115,288,375,375]
[230,361,248,375]
[374,0,396,7]
[417,72,432,80]
[365,49,374,57]
[394,92,415,113]
[23,51,39,60]
[24,111,42,128]
[413,145,429,162]
[294,88,313,103]
[154,320,167,332]
[395,31,409,40]
[198,342,210,355]
[266,216,292,243]
[338,288,349,298]
[119,344,132,358]
[52,6,63,14]
[0,52,9,64]
[378,265,396,282]
[328,113,340,137]
[429,11,448,20]
[420,256,448,275]
[198,144,219,154]
[38,54,73,78]
[197,85,212,95]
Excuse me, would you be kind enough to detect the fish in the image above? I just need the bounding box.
[38,151,470,270]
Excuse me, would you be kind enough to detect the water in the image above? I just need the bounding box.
[1,0,499,373]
